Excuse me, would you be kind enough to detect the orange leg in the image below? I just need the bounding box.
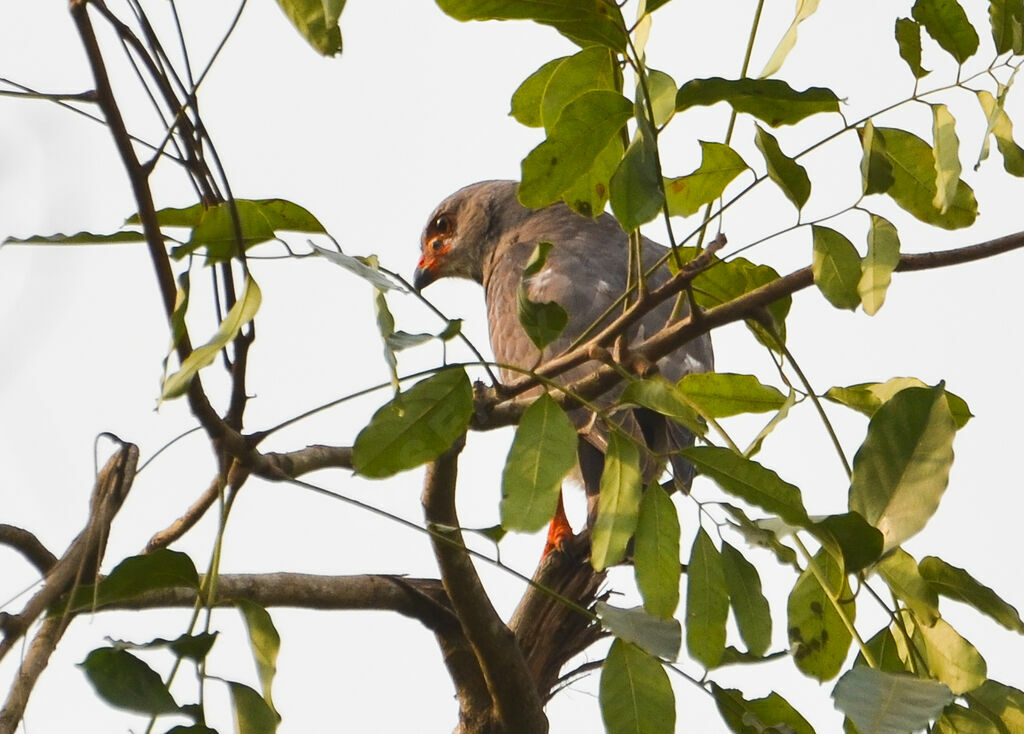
[543,490,573,557]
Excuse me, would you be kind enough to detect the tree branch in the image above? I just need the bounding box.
[0,526,57,575]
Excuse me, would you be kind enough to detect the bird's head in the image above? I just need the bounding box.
[413,180,524,291]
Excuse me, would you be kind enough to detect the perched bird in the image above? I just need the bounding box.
[414,180,713,554]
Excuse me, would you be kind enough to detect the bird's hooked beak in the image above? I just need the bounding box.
[412,258,438,291]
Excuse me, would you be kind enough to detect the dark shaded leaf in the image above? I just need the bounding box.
[812,512,884,574]
[352,368,473,478]
[920,556,1024,633]
[833,667,954,734]
[634,484,681,619]
[3,230,145,246]
[913,0,979,64]
[754,125,810,210]
[621,376,706,436]
[57,549,199,614]
[788,550,854,680]
[895,18,931,78]
[691,256,790,350]
[989,0,1024,54]
[592,432,643,570]
[686,528,728,668]
[720,542,772,656]
[812,225,862,311]
[80,648,179,714]
[676,77,840,126]
[600,639,674,734]
[860,121,896,195]
[664,141,748,217]
[518,241,569,349]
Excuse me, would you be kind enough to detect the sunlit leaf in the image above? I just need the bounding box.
[754,125,810,210]
[664,141,748,217]
[931,104,962,214]
[686,528,729,669]
[920,618,987,694]
[600,639,674,734]
[743,387,797,458]
[500,392,578,533]
[920,556,1024,633]
[518,241,569,349]
[162,275,262,399]
[646,68,678,127]
[352,368,473,478]
[759,0,821,78]
[977,89,1024,176]
[274,0,344,55]
[824,377,973,428]
[228,681,279,734]
[859,214,900,315]
[677,372,787,417]
[720,542,772,656]
[913,0,979,64]
[610,127,662,232]
[788,550,854,681]
[634,484,681,619]
[833,667,954,734]
[895,18,931,78]
[80,648,179,714]
[849,385,956,551]
[510,56,566,127]
[676,77,840,126]
[712,684,815,734]
[812,225,862,311]
[969,680,1024,732]
[237,601,281,715]
[592,432,643,570]
[539,46,620,131]
[876,548,940,626]
[595,602,681,660]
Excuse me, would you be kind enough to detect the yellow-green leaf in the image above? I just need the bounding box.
[634,484,681,618]
[664,141,748,217]
[686,528,728,668]
[600,639,675,734]
[759,0,821,78]
[859,214,900,315]
[677,372,788,417]
[592,432,643,570]
[812,225,862,311]
[920,618,987,694]
[931,104,962,214]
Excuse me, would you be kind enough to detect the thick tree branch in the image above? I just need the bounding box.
[0,525,57,576]
[422,439,548,734]
[0,616,71,734]
[255,444,353,478]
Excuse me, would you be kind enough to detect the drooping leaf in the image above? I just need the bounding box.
[173,199,327,261]
[812,225,862,310]
[977,89,1024,176]
[969,680,1024,732]
[811,512,884,574]
[759,0,821,79]
[592,432,643,570]
[600,639,675,734]
[520,90,634,208]
[517,241,569,349]
[437,0,629,51]
[634,484,681,619]
[720,542,772,656]
[912,0,979,64]
[849,385,957,551]
[621,377,706,436]
[875,548,940,626]
[610,127,662,232]
[312,244,405,291]
[787,550,854,681]
[920,556,1024,633]
[500,392,578,533]
[685,528,729,669]
[3,230,146,246]
[595,602,681,660]
[989,0,1024,54]
[676,77,840,126]
[720,503,799,568]
[684,446,810,527]
[931,104,962,214]
[860,121,896,195]
[539,45,620,131]
[161,275,262,399]
[896,17,931,78]
[274,0,344,55]
[375,288,401,390]
[859,214,900,315]
[935,702,1003,734]
[871,127,977,228]
[664,141,748,217]
[676,372,787,417]
[691,256,790,350]
[645,68,678,127]
[57,549,199,614]
[237,601,281,715]
[919,618,987,694]
[228,681,279,734]
[743,387,797,458]
[824,377,973,428]
[833,667,954,734]
[352,368,473,478]
[712,684,815,734]
[859,626,914,673]
[754,125,811,210]
[79,648,179,714]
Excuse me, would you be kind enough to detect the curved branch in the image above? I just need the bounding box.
[0,525,57,575]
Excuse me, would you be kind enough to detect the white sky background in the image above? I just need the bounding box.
[2,1,1024,732]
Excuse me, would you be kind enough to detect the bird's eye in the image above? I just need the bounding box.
[433,214,451,234]
[431,238,444,252]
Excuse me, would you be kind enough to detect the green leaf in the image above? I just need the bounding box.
[58,549,199,614]
[849,385,957,550]
[510,56,566,127]
[274,0,344,55]
[895,18,931,78]
[620,376,705,436]
[825,377,973,428]
[977,90,1024,176]
[500,393,578,533]
[812,512,884,574]
[872,127,977,229]
[913,0,979,64]
[595,601,681,660]
[989,0,1024,54]
[712,684,815,734]
[173,199,327,261]
[539,46,620,132]
[162,275,261,399]
[664,141,748,217]
[932,104,962,214]
[676,77,840,126]
[312,244,405,291]
[920,556,1024,633]
[634,484,681,619]
[517,241,569,349]
[3,230,146,246]
[684,446,810,527]
[562,134,623,217]
[876,548,941,626]
[126,203,204,228]
[936,703,1003,734]
[860,625,915,673]
[812,225,862,311]
[165,726,218,734]
[600,639,674,734]
[720,542,772,656]
[352,368,473,478]
[919,618,987,694]
[375,289,401,390]
[592,432,643,570]
[237,601,281,715]
[787,550,854,681]
[833,667,954,734]
[228,681,279,734]
[520,90,633,208]
[685,528,729,668]
[759,0,821,79]
[610,127,662,232]
[80,648,179,714]
[720,503,799,568]
[646,68,678,127]
[692,257,790,350]
[437,0,628,51]
[860,120,896,195]
[676,372,787,417]
[743,387,797,458]
[754,125,810,210]
[969,680,1024,732]
[859,214,900,315]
